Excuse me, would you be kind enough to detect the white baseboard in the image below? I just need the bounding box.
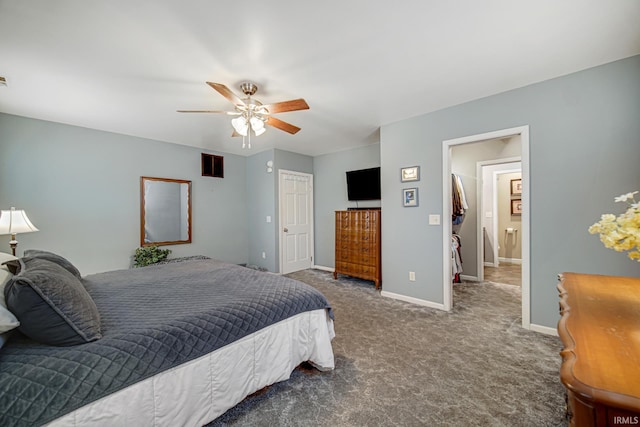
[312,265,334,272]
[381,290,447,311]
[484,262,498,267]
[460,274,480,282]
[529,323,558,336]
[498,257,522,265]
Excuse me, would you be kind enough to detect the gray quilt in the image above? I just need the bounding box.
[0,258,332,427]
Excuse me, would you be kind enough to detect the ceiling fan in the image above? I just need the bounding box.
[178,82,309,148]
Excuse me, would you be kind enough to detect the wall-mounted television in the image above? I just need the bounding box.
[346,167,381,201]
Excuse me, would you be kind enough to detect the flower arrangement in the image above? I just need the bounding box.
[588,191,640,262]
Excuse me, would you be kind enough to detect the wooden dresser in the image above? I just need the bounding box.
[557,273,640,427]
[334,210,381,289]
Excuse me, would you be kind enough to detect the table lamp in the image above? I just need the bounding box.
[0,207,39,255]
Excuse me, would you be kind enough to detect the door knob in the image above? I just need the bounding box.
[284,227,289,232]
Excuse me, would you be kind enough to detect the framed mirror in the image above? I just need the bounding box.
[140,176,192,246]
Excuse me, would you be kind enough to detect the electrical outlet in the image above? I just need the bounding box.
[428,214,440,225]
[261,252,266,259]
[266,216,272,223]
[409,271,416,281]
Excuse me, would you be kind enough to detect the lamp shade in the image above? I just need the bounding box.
[0,207,39,235]
[231,116,249,136]
[250,117,266,136]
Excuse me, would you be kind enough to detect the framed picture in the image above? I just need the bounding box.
[510,178,522,195]
[401,166,420,182]
[403,188,418,207]
[511,199,522,215]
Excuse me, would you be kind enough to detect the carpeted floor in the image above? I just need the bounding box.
[209,269,567,427]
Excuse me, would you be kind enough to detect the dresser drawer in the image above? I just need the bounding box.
[335,249,377,266]
[335,261,358,275]
[336,232,377,245]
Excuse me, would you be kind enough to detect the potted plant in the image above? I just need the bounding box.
[133,245,172,268]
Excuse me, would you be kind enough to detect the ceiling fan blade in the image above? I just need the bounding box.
[177,110,238,114]
[206,82,246,106]
[262,98,309,114]
[266,116,301,134]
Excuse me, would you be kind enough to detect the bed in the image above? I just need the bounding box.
[0,253,335,427]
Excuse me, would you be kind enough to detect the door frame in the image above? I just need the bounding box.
[278,169,314,274]
[476,159,521,276]
[442,125,530,329]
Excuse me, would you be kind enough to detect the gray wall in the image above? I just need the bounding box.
[246,149,276,271]
[381,54,640,329]
[313,143,381,268]
[0,113,248,274]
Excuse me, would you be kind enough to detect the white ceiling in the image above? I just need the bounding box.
[1,1,639,157]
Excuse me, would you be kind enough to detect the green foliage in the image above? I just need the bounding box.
[133,245,172,268]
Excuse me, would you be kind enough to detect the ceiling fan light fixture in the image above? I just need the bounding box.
[250,116,265,131]
[231,116,248,136]
[178,81,308,148]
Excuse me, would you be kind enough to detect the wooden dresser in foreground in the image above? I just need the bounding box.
[557,273,640,427]
[334,210,381,289]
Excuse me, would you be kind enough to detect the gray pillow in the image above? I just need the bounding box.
[0,330,14,350]
[4,257,101,346]
[23,249,82,279]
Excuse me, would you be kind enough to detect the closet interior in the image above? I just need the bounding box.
[451,173,467,283]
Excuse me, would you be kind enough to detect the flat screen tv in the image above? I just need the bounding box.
[346,167,381,201]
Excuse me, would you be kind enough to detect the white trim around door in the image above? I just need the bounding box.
[278,169,315,275]
[442,125,531,330]
[476,158,522,278]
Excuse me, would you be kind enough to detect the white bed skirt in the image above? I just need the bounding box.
[46,309,335,427]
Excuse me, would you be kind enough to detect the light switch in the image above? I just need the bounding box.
[266,216,272,223]
[428,214,440,225]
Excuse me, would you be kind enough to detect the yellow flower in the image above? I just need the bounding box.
[589,191,640,262]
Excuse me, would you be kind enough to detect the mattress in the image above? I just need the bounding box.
[46,308,335,426]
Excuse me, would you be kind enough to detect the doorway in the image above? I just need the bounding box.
[278,170,314,274]
[479,162,522,286]
[442,126,531,329]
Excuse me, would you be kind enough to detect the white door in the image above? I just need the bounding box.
[279,170,313,274]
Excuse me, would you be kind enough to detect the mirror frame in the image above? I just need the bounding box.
[140,176,192,247]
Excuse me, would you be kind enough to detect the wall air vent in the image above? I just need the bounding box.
[201,153,224,178]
